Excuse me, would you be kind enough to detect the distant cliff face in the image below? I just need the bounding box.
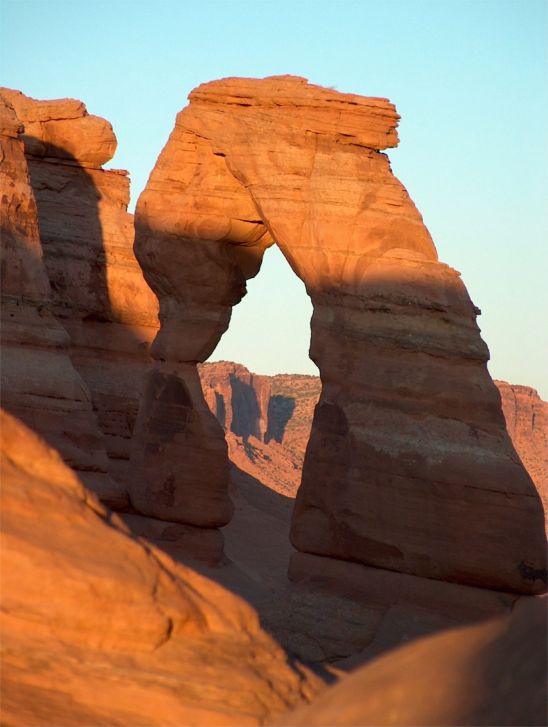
[200,362,548,510]
[198,361,320,496]
[496,381,548,510]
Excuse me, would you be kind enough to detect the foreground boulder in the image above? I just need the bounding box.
[0,411,319,725]
[133,75,546,593]
[278,596,547,726]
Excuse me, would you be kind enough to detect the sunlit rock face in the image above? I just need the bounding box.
[199,361,320,496]
[0,411,319,726]
[135,75,545,593]
[0,88,159,506]
[0,91,116,501]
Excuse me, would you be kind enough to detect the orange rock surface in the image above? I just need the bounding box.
[1,87,159,506]
[199,361,319,495]
[133,76,545,593]
[496,380,548,511]
[201,362,548,513]
[0,90,117,502]
[278,597,547,726]
[0,411,320,725]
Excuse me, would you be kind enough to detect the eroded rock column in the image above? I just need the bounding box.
[131,123,275,551]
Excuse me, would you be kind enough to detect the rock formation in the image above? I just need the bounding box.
[0,87,229,562]
[200,362,548,509]
[0,410,320,725]
[199,361,320,494]
[0,91,118,503]
[200,361,272,441]
[496,380,548,510]
[0,87,159,507]
[279,596,547,726]
[134,75,546,594]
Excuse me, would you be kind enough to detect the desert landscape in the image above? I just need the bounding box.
[1,69,547,727]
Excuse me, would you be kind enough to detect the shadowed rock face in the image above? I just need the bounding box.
[134,75,545,593]
[200,362,548,511]
[496,380,548,511]
[278,596,547,727]
[0,92,116,500]
[0,87,160,507]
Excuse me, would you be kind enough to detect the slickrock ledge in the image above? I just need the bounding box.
[133,75,546,593]
[277,596,547,726]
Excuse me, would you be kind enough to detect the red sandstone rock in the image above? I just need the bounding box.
[496,380,548,511]
[134,75,545,594]
[200,361,272,440]
[201,362,548,512]
[1,87,159,503]
[0,88,117,164]
[199,361,319,496]
[278,596,547,726]
[0,411,320,725]
[0,91,118,503]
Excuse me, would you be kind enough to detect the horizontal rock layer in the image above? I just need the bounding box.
[0,90,116,501]
[1,87,159,506]
[279,593,546,726]
[200,361,547,508]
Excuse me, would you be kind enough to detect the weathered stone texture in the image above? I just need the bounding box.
[0,91,115,500]
[199,361,319,495]
[1,87,159,502]
[0,410,320,725]
[496,380,548,511]
[278,596,546,726]
[134,75,546,593]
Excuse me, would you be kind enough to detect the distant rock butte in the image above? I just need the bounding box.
[199,361,320,495]
[133,74,545,593]
[0,411,320,726]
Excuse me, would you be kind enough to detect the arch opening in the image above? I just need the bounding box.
[199,243,320,502]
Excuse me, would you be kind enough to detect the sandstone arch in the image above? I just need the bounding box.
[131,76,546,594]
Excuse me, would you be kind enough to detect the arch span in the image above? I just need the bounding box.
[130,76,545,594]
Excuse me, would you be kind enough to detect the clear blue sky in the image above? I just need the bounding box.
[2,0,547,397]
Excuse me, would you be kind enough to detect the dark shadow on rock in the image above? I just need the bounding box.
[265,394,296,444]
[23,141,149,507]
[229,373,262,441]
[25,145,110,323]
